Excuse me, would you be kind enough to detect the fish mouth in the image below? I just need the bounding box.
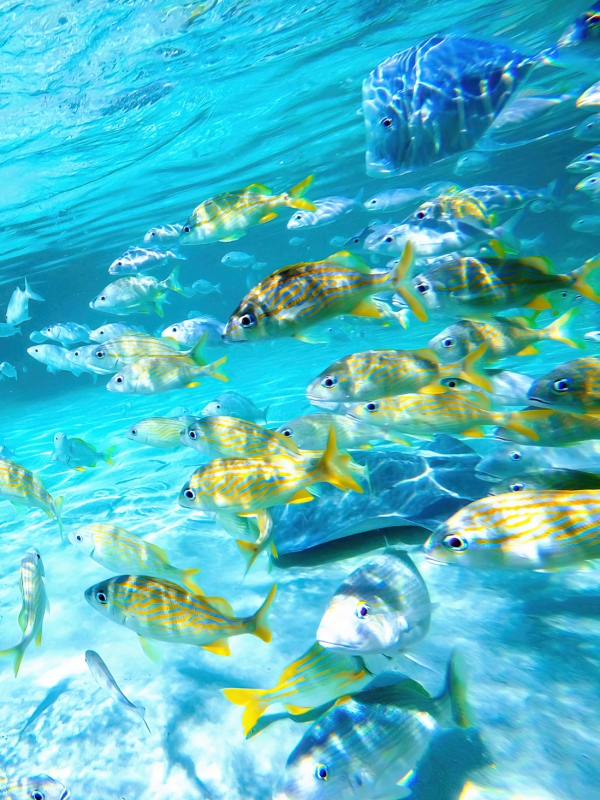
[527,396,550,405]
[317,639,350,650]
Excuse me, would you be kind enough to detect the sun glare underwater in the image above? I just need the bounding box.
[4,0,600,798]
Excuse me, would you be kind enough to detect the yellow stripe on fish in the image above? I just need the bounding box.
[528,356,600,414]
[0,459,63,537]
[181,415,302,458]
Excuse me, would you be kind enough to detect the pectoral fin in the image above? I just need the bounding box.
[259,212,278,224]
[139,636,161,663]
[202,638,231,656]
[219,233,245,242]
[288,488,316,504]
[525,296,552,311]
[349,299,383,319]
[285,704,313,715]
[516,344,539,356]
[460,427,485,438]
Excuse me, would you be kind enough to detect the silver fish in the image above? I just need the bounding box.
[27,344,83,377]
[143,223,183,245]
[52,433,115,470]
[189,279,221,295]
[202,391,269,424]
[89,268,183,317]
[0,362,17,380]
[89,322,147,343]
[287,195,360,229]
[0,323,19,338]
[571,215,600,234]
[85,650,150,731]
[39,322,91,347]
[6,279,44,327]
[0,773,69,800]
[109,247,180,276]
[574,112,600,140]
[567,148,600,173]
[161,316,226,348]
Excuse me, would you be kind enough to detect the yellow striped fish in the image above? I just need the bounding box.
[85,576,276,658]
[428,309,581,364]
[0,773,70,800]
[276,413,404,450]
[0,459,63,536]
[409,191,493,226]
[222,642,372,735]
[107,354,228,394]
[528,356,600,414]
[494,407,600,447]
[0,549,49,677]
[180,175,316,245]
[306,344,491,404]
[88,332,198,373]
[126,416,193,449]
[181,415,302,458]
[348,392,540,440]
[69,523,202,593]
[223,242,426,342]
[424,489,600,570]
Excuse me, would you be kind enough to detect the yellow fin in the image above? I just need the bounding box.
[204,595,234,616]
[326,251,372,274]
[419,382,447,395]
[489,239,506,258]
[222,687,269,735]
[516,344,539,356]
[572,257,600,306]
[75,467,86,472]
[526,296,552,311]
[333,695,353,707]
[388,242,428,323]
[316,427,363,493]
[186,381,201,388]
[459,342,493,392]
[520,256,553,274]
[349,299,382,319]
[543,307,583,349]
[288,488,316,504]
[220,233,245,242]
[250,585,277,643]
[202,639,231,657]
[412,347,439,364]
[259,212,278,224]
[285,704,313,715]
[181,568,203,595]
[35,629,43,647]
[147,541,169,564]
[460,427,485,438]
[139,636,161,663]
[288,175,316,210]
[246,183,271,194]
[505,413,539,441]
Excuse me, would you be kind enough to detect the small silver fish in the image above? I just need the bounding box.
[6,279,44,327]
[454,152,489,176]
[566,148,600,173]
[289,237,305,246]
[40,322,91,346]
[571,215,600,234]
[202,391,269,424]
[363,187,432,213]
[287,195,361,229]
[143,223,183,244]
[0,362,17,380]
[52,433,115,470]
[27,344,83,377]
[574,112,600,140]
[89,322,147,343]
[221,251,266,269]
[576,172,600,200]
[190,279,221,295]
[85,650,150,731]
[89,268,183,317]
[0,323,19,338]
[109,247,180,276]
[161,316,226,348]
[0,773,69,800]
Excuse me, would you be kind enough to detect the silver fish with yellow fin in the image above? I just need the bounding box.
[0,549,49,677]
[494,407,600,447]
[84,332,182,374]
[180,176,316,245]
[181,415,302,459]
[276,414,402,450]
[85,576,276,659]
[107,352,228,394]
[425,489,600,570]
[69,523,202,593]
[0,458,63,536]
[126,416,195,449]
[89,268,184,317]
[527,357,600,414]
[52,433,115,470]
[222,642,372,736]
[223,243,426,343]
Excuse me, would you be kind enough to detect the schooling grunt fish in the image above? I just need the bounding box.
[222,642,372,736]
[0,459,63,536]
[0,550,49,677]
[424,489,600,570]
[88,322,147,343]
[52,433,115,470]
[181,416,301,459]
[276,414,402,450]
[143,223,183,245]
[223,243,426,342]
[567,148,600,173]
[40,322,91,347]
[85,650,150,731]
[161,316,226,348]
[89,268,184,317]
[108,246,179,276]
[107,353,228,394]
[488,469,600,495]
[70,523,202,593]
[126,416,195,449]
[527,357,600,414]
[494,407,600,447]
[287,195,361,229]
[0,773,69,800]
[85,333,182,374]
[85,576,276,659]
[476,440,600,480]
[317,551,432,656]
[180,176,316,244]
[201,391,270,424]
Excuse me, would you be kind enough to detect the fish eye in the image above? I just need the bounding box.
[445,379,457,388]
[96,591,108,604]
[183,225,191,234]
[215,403,221,409]
[240,312,257,329]
[99,329,105,335]
[100,295,106,301]
[184,488,196,500]
[443,534,468,551]
[380,117,393,129]
[368,199,377,207]
[294,214,302,220]
[509,450,521,461]
[355,601,370,618]
[75,533,83,542]
[281,428,292,436]
[509,482,525,492]
[416,210,426,220]
[365,401,379,412]
[115,375,124,384]
[130,428,137,436]
[383,235,394,243]
[315,764,329,781]
[442,336,454,348]
[117,261,123,266]
[415,280,430,295]
[189,430,198,439]
[171,326,179,333]
[321,375,338,389]
[586,155,593,160]
[31,792,45,800]
[553,378,571,392]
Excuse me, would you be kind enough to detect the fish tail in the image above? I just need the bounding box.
[542,178,561,207]
[163,266,184,294]
[314,428,364,493]
[221,687,270,735]
[287,175,317,211]
[215,283,222,293]
[440,649,472,729]
[542,307,585,349]
[181,568,203,594]
[502,412,540,441]
[53,496,64,539]
[0,643,25,677]
[387,241,428,322]
[189,333,209,366]
[104,445,117,466]
[24,277,44,302]
[137,706,151,733]
[248,584,277,643]
[458,343,493,392]
[235,538,263,573]
[205,356,229,383]
[571,257,600,305]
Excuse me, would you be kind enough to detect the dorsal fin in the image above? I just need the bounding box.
[204,595,235,616]
[146,541,169,565]
[519,256,554,274]
[246,183,272,194]
[326,251,372,274]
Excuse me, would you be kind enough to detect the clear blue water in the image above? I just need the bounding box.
[2,1,600,797]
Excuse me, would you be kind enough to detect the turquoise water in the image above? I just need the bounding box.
[2,0,600,797]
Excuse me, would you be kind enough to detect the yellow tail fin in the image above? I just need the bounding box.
[572,257,600,305]
[543,308,584,349]
[387,242,428,322]
[206,356,229,383]
[181,568,203,594]
[287,175,317,211]
[315,428,364,493]
[222,687,270,735]
[189,332,209,366]
[458,343,493,392]
[236,538,262,573]
[0,644,25,677]
[249,585,277,643]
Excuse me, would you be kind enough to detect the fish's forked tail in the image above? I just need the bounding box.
[542,307,585,350]
[315,428,364,494]
[181,568,203,594]
[236,510,275,574]
[286,175,317,211]
[204,356,229,383]
[221,686,270,735]
[572,257,600,305]
[163,266,185,295]
[188,332,209,366]
[24,277,44,302]
[458,343,493,392]
[247,584,277,643]
[0,642,26,677]
[387,241,428,322]
[104,445,117,466]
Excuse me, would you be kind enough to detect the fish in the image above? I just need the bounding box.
[571,215,600,234]
[0,773,69,800]
[276,414,403,449]
[0,445,16,460]
[222,642,372,735]
[407,191,492,227]
[70,523,202,592]
[221,251,267,269]
[181,416,301,459]
[409,255,600,319]
[317,551,432,656]
[88,322,147,343]
[453,152,490,176]
[180,176,316,244]
[0,323,19,338]
[39,322,91,346]
[85,576,276,659]
[527,357,600,414]
[6,278,44,328]
[273,653,470,800]
[0,362,17,380]
[575,172,600,201]
[363,187,434,213]
[344,222,396,252]
[567,148,600,173]
[83,333,182,373]
[0,458,63,535]
[347,392,540,441]
[65,344,117,376]
[0,549,49,676]
[107,352,228,395]
[143,223,183,244]
[89,267,184,316]
[222,244,426,343]
[85,650,150,731]
[488,469,600,495]
[476,440,600,480]
[51,433,115,470]
[126,416,195,449]
[490,89,574,130]
[494,407,600,447]
[424,489,600,570]
[574,112,600,140]
[443,369,534,409]
[287,194,361,229]
[108,247,179,276]
[201,390,270,424]
[27,344,83,377]
[189,279,221,295]
[289,237,305,246]
[585,330,600,342]
[161,316,225,348]
[427,310,581,364]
